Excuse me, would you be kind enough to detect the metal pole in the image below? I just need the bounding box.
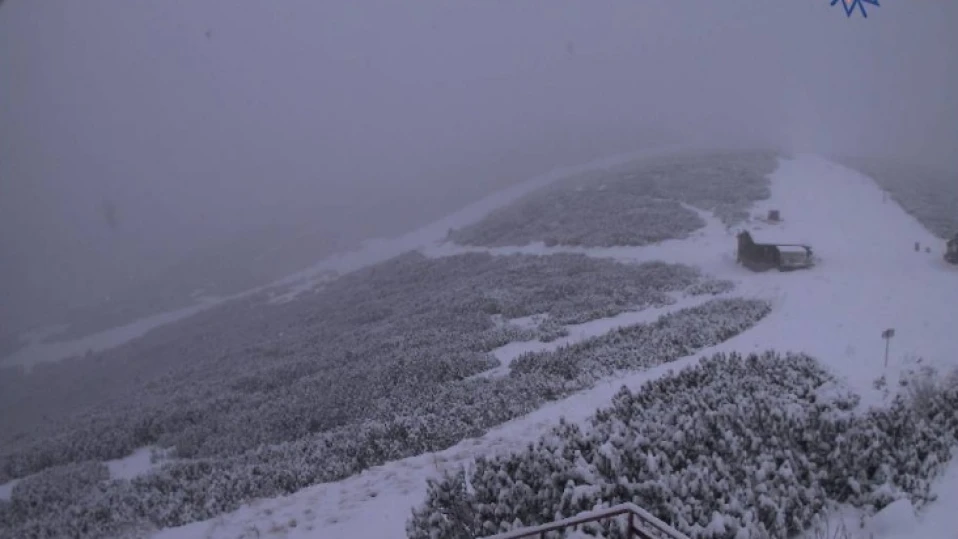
[884,337,890,368]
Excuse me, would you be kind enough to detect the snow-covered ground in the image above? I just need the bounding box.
[0,144,694,371]
[1,298,220,372]
[105,447,162,481]
[151,154,958,539]
[0,478,17,501]
[0,446,167,502]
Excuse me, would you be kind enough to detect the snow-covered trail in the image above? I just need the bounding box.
[709,155,956,405]
[480,290,733,378]
[154,154,958,539]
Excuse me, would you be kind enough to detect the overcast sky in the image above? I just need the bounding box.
[1,0,955,333]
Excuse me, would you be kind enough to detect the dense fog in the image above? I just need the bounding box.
[1,0,955,336]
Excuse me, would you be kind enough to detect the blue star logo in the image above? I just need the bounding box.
[831,0,880,18]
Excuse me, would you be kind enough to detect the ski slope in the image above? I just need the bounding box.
[149,153,955,539]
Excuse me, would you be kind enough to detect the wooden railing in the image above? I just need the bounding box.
[479,503,690,539]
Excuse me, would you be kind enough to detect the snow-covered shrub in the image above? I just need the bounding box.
[536,317,570,342]
[685,279,735,297]
[449,193,707,248]
[509,299,771,381]
[1,252,724,482]
[3,461,110,531]
[896,362,958,421]
[0,295,769,538]
[408,352,958,539]
[403,469,480,538]
[447,150,776,248]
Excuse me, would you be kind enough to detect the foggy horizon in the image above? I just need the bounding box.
[2,0,956,336]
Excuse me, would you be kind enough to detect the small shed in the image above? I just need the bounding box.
[767,210,781,222]
[737,230,815,272]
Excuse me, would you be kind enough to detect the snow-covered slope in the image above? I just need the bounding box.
[152,154,958,539]
[0,145,693,371]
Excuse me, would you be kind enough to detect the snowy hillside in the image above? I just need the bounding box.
[0,146,688,371]
[157,154,958,539]
[1,150,956,539]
